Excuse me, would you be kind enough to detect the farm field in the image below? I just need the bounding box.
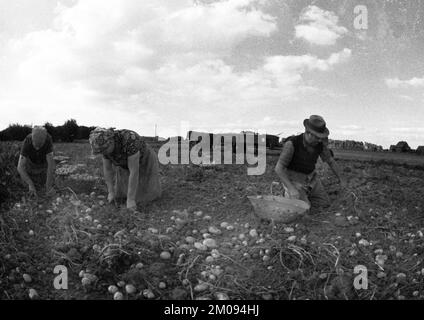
[268,148,424,167]
[1,141,424,300]
[331,150,424,167]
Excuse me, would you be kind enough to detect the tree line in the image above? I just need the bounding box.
[0,119,96,143]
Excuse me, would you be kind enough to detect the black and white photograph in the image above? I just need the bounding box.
[0,0,424,306]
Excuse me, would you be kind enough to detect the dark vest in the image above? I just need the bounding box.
[287,134,323,174]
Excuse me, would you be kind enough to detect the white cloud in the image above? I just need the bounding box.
[52,0,277,59]
[295,6,348,46]
[391,127,424,133]
[248,49,351,99]
[263,48,351,74]
[396,95,414,101]
[0,1,277,128]
[159,0,277,54]
[386,77,424,89]
[0,0,351,138]
[312,89,347,99]
[338,125,362,130]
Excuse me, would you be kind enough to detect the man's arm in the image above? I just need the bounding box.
[320,147,347,188]
[274,141,300,199]
[127,151,140,209]
[17,155,36,192]
[326,157,346,187]
[45,152,56,192]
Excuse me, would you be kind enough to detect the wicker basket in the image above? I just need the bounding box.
[248,183,310,223]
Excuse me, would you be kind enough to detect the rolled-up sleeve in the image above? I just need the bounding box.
[278,141,294,168]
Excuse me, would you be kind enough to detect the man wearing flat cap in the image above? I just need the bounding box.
[275,115,346,211]
[17,126,56,198]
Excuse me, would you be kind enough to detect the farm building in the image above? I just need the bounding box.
[168,136,185,144]
[187,131,262,154]
[141,136,159,143]
[364,142,383,152]
[328,139,364,151]
[278,138,383,152]
[266,134,280,149]
[390,141,411,153]
[187,131,214,152]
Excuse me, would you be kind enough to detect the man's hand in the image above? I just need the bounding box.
[126,199,137,210]
[286,187,300,200]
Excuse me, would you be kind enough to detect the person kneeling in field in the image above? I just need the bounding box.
[275,115,346,212]
[17,126,56,198]
[89,127,162,210]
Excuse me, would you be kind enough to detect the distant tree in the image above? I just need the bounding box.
[0,124,32,141]
[0,121,100,143]
[391,141,411,153]
[76,126,96,140]
[61,119,79,142]
[44,122,57,141]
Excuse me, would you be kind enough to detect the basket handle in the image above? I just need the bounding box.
[271,181,291,198]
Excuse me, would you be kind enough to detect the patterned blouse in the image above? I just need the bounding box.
[103,130,147,170]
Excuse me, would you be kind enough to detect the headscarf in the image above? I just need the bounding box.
[89,127,115,155]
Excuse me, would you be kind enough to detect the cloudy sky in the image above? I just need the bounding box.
[0,0,423,148]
